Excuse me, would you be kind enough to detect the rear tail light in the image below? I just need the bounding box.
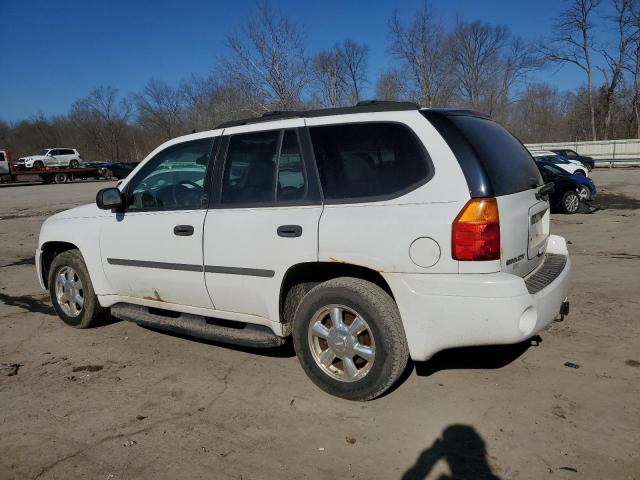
[452,198,500,261]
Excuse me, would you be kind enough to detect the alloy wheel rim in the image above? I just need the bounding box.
[307,304,375,382]
[55,266,84,317]
[565,193,579,212]
[578,187,589,200]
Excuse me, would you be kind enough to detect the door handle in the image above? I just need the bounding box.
[174,225,194,236]
[277,225,302,238]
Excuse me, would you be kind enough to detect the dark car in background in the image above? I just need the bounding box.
[109,161,140,179]
[536,160,597,214]
[551,149,594,171]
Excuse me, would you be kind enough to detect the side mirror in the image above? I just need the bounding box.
[96,187,125,210]
[46,153,53,157]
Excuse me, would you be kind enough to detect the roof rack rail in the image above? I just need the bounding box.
[215,100,421,129]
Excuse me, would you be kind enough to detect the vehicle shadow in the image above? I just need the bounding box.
[133,325,534,367]
[402,424,500,480]
[414,339,534,377]
[0,292,55,315]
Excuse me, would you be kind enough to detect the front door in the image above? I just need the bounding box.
[100,136,218,308]
[203,125,323,322]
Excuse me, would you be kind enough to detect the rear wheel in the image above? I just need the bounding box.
[293,277,409,401]
[49,250,104,328]
[561,190,580,214]
[53,173,68,184]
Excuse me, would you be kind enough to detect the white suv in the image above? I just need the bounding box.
[530,150,588,176]
[17,148,82,169]
[36,102,571,400]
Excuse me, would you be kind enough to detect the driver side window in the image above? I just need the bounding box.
[127,138,213,211]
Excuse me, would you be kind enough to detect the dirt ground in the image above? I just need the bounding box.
[0,172,639,480]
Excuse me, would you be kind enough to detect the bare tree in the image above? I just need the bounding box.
[225,2,308,112]
[388,5,453,106]
[375,69,405,101]
[449,21,541,118]
[135,79,185,140]
[598,0,635,139]
[312,48,348,107]
[508,84,571,142]
[70,86,132,161]
[542,0,600,140]
[627,2,640,137]
[338,40,368,103]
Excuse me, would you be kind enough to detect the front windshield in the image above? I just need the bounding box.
[36,149,48,155]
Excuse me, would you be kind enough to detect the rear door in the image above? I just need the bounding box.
[424,112,548,277]
[61,149,75,165]
[203,122,323,322]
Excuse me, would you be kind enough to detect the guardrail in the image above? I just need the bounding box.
[525,139,640,168]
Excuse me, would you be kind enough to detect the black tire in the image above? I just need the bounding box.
[560,190,580,214]
[53,173,68,184]
[292,277,409,401]
[69,159,79,168]
[48,250,104,328]
[33,160,44,169]
[574,169,586,176]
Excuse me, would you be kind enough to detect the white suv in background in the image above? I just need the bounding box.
[36,102,571,400]
[17,148,82,169]
[530,150,588,176]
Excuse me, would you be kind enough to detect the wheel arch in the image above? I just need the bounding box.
[40,241,80,288]
[279,261,395,325]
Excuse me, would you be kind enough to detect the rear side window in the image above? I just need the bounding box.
[0,152,5,162]
[424,113,542,197]
[221,130,279,205]
[309,123,431,202]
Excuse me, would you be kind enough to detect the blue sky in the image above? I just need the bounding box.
[0,0,618,122]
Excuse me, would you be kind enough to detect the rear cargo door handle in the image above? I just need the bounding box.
[173,225,194,236]
[277,225,302,238]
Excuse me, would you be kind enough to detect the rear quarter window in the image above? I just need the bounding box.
[423,112,542,197]
[309,122,432,203]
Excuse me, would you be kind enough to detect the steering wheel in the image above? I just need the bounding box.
[171,180,202,207]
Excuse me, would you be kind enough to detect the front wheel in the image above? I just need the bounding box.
[69,159,79,168]
[293,277,409,401]
[33,160,44,169]
[49,250,104,328]
[574,169,586,176]
[578,186,590,200]
[561,190,581,214]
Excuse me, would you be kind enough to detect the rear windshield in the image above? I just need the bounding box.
[423,112,542,196]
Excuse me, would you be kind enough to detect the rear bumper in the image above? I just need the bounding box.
[383,235,571,361]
